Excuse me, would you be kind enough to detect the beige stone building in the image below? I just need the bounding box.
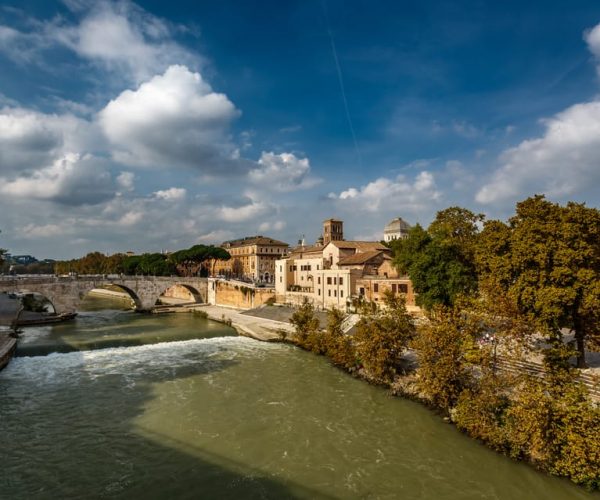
[212,236,289,282]
[275,219,417,311]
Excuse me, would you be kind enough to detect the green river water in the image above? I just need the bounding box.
[0,297,597,499]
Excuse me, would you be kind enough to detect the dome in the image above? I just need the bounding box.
[384,217,411,233]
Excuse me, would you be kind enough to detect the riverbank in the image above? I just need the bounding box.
[195,304,293,341]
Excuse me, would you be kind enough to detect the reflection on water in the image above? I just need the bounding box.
[0,297,596,499]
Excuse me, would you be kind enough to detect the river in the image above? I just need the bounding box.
[0,297,596,499]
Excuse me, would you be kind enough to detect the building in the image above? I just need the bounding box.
[275,219,418,311]
[383,217,411,243]
[211,236,289,282]
[322,218,344,244]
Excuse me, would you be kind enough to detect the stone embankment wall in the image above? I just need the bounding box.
[208,279,275,309]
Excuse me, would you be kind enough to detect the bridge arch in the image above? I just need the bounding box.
[84,283,143,310]
[156,283,204,305]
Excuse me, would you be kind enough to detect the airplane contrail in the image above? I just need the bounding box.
[321,0,362,167]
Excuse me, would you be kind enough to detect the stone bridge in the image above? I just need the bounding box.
[0,275,208,313]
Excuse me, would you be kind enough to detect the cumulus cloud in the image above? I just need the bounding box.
[258,220,286,232]
[98,65,246,174]
[249,152,321,191]
[476,101,600,205]
[0,107,96,174]
[116,171,135,191]
[330,171,440,212]
[0,153,115,205]
[196,229,235,244]
[153,187,186,201]
[216,199,271,222]
[0,1,197,83]
[476,22,600,205]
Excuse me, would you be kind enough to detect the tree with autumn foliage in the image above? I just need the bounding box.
[477,195,600,367]
[353,291,415,382]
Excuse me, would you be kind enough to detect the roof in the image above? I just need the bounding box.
[337,250,385,266]
[222,236,289,248]
[327,240,388,251]
[288,244,324,257]
[323,218,343,223]
[384,217,411,234]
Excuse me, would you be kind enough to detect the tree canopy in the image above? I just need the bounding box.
[477,195,600,367]
[393,207,483,309]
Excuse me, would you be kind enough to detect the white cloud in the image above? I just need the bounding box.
[330,171,440,212]
[98,65,245,174]
[477,22,600,205]
[196,229,234,244]
[0,153,115,205]
[216,199,271,222]
[258,220,286,232]
[0,108,88,173]
[153,187,186,201]
[1,0,198,83]
[21,223,72,239]
[476,100,600,204]
[116,171,135,191]
[249,152,321,192]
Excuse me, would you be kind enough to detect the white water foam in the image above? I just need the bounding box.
[1,336,281,385]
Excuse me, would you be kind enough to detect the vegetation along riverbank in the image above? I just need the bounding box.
[285,196,600,491]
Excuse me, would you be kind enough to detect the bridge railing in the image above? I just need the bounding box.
[0,275,208,284]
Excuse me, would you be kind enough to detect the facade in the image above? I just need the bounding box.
[275,218,418,311]
[383,217,411,242]
[212,236,289,282]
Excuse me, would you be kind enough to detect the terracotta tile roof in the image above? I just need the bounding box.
[328,240,388,251]
[337,250,385,266]
[223,236,289,248]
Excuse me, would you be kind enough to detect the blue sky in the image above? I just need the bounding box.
[1,0,600,258]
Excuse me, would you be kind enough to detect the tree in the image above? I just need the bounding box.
[289,299,320,347]
[323,307,357,370]
[477,195,600,367]
[354,291,415,382]
[412,307,477,412]
[169,245,231,277]
[393,207,483,309]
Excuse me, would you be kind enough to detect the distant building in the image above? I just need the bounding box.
[322,218,344,244]
[275,218,418,311]
[212,236,289,282]
[383,217,411,243]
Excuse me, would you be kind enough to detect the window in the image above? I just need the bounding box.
[374,283,379,293]
[279,277,282,283]
[289,266,293,272]
[317,265,320,270]
[360,287,365,296]
[317,277,321,284]
[318,289,321,296]
[340,290,343,298]
[399,284,408,294]
[328,290,331,296]
[280,265,282,272]
[334,277,337,285]
[339,277,343,285]
[327,277,332,285]
[293,265,297,271]
[392,284,397,294]
[334,290,337,297]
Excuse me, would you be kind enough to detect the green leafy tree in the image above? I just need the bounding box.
[477,195,600,367]
[394,208,483,309]
[170,245,231,277]
[0,229,7,268]
[354,291,415,382]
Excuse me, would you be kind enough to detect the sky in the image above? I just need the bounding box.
[1,0,600,259]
